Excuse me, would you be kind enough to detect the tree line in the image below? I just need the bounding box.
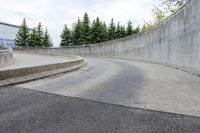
[61,0,187,47]
[15,19,53,47]
[15,0,187,47]
[60,13,140,46]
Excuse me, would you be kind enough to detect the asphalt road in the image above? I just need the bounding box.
[1,58,200,132]
[0,86,200,133]
[18,58,200,117]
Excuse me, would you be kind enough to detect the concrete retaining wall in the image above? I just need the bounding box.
[0,46,14,67]
[15,0,200,75]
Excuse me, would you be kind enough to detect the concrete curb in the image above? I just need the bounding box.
[0,56,85,87]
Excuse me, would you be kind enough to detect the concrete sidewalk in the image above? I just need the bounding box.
[0,52,72,70]
[0,52,84,86]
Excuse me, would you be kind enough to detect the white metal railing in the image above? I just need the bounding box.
[0,45,12,53]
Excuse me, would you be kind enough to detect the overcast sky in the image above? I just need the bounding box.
[0,0,160,46]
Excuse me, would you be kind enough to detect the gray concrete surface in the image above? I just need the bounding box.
[18,58,200,117]
[0,52,84,86]
[15,0,200,76]
[1,52,71,70]
[0,86,200,133]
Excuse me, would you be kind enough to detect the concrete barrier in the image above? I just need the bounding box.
[15,0,200,75]
[0,56,84,86]
[0,46,14,68]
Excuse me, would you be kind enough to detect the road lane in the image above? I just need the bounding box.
[18,58,200,117]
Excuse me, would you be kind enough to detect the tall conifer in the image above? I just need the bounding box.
[43,28,53,47]
[60,25,71,46]
[15,19,30,46]
[108,18,116,40]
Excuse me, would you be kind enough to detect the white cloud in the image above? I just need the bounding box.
[0,0,160,46]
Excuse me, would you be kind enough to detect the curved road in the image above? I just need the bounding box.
[1,58,200,132]
[18,58,200,117]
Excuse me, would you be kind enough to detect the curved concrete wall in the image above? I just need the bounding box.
[0,46,14,67]
[0,56,84,80]
[0,56,84,87]
[16,0,200,74]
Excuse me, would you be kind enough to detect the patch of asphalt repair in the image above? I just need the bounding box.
[0,86,200,133]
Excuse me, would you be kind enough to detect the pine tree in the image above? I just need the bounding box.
[71,18,83,45]
[28,28,37,47]
[15,19,30,46]
[120,25,126,38]
[81,13,91,44]
[60,13,144,46]
[99,21,107,42]
[43,28,53,47]
[101,22,108,41]
[108,18,116,40]
[126,20,133,36]
[90,17,106,43]
[116,22,121,39]
[34,22,44,46]
[60,25,71,46]
[90,19,98,43]
[133,25,140,34]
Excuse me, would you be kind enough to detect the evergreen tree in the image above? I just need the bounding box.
[81,13,91,44]
[116,22,121,39]
[101,22,108,41]
[90,17,107,43]
[98,19,108,42]
[15,19,30,46]
[120,25,126,38]
[60,25,71,46]
[90,19,99,43]
[60,13,144,46]
[126,20,133,36]
[34,22,44,46]
[108,18,116,40]
[133,25,140,34]
[71,18,83,45]
[43,28,53,47]
[28,28,37,47]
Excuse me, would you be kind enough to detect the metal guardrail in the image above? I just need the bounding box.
[0,45,12,53]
